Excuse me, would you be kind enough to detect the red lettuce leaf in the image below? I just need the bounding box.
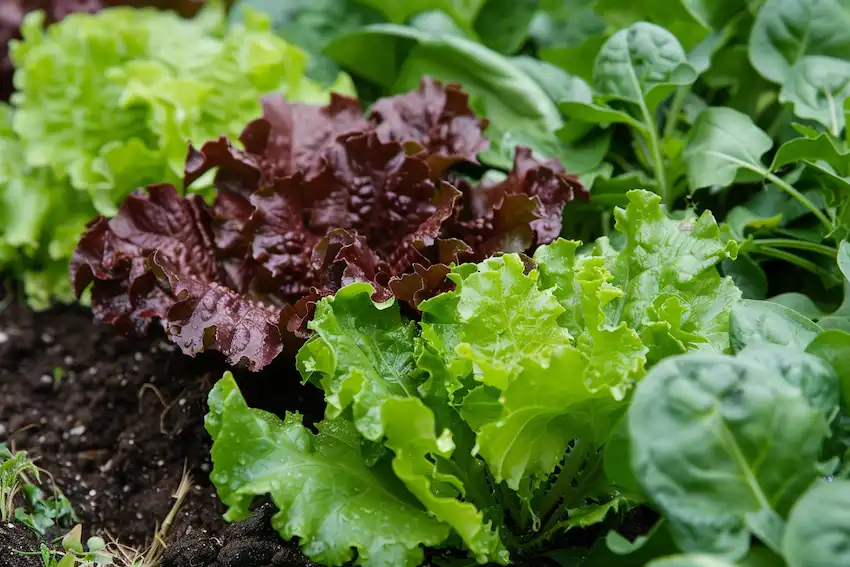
[249,93,369,179]
[72,80,589,370]
[370,77,490,177]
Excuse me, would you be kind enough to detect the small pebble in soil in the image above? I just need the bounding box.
[0,330,8,344]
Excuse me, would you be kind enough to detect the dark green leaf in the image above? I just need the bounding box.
[772,132,850,176]
[684,107,772,190]
[730,299,823,352]
[783,480,850,567]
[722,255,768,300]
[474,0,538,54]
[806,328,850,409]
[628,350,836,558]
[780,56,850,136]
[749,0,850,84]
[594,22,698,112]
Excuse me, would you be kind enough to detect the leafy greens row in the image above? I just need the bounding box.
[252,0,850,317]
[206,189,850,566]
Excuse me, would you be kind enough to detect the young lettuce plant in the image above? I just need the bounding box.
[204,189,740,566]
[70,79,588,371]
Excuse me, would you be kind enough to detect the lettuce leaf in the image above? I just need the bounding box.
[0,2,351,307]
[206,372,451,567]
[1,1,219,102]
[208,188,741,565]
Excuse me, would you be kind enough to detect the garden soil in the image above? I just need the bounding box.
[0,302,324,565]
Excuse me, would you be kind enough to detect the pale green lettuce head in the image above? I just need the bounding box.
[0,3,354,309]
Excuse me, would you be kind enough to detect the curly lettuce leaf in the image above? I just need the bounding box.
[420,254,572,392]
[296,283,507,562]
[602,191,740,358]
[415,189,738,489]
[419,252,643,488]
[538,191,740,363]
[206,373,450,567]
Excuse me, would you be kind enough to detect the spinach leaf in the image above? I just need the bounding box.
[783,480,850,567]
[730,299,823,351]
[684,107,773,189]
[749,0,850,84]
[560,22,697,205]
[628,349,838,558]
[780,56,850,136]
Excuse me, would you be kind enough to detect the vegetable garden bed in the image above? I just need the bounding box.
[4,1,850,567]
[0,301,326,566]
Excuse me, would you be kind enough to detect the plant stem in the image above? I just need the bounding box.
[539,443,591,520]
[541,452,605,535]
[749,239,837,257]
[764,172,834,233]
[638,101,668,208]
[752,246,833,277]
[663,87,689,140]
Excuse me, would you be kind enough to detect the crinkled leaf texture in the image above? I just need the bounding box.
[1,1,220,101]
[2,2,352,308]
[72,78,589,370]
[206,372,451,567]
[204,190,739,564]
[416,190,739,489]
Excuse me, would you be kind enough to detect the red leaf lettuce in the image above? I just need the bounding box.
[71,78,589,370]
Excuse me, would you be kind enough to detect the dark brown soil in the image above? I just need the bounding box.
[162,503,319,567]
[0,522,40,567]
[0,302,324,554]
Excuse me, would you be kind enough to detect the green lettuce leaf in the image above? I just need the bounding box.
[596,191,740,361]
[414,190,737,489]
[296,283,507,563]
[206,373,450,567]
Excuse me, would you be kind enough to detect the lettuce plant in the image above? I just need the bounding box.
[0,2,352,307]
[70,79,588,370]
[204,190,741,566]
[1,1,219,100]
